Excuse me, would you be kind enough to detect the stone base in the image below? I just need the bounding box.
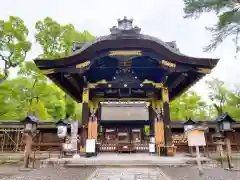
[41,153,215,168]
[19,167,35,172]
[224,168,240,171]
[86,152,96,158]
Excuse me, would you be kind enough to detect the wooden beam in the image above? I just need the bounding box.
[64,74,81,91]
[168,73,187,92]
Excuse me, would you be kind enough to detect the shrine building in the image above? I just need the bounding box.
[34,17,219,155]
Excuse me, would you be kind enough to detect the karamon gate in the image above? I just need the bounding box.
[34,17,219,155]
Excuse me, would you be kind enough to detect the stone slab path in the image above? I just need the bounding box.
[88,167,171,180]
[42,153,212,167]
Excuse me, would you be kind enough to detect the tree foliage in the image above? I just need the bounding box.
[183,0,240,52]
[35,17,95,59]
[170,91,208,120]
[205,78,228,115]
[0,16,31,83]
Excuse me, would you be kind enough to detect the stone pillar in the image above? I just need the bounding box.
[161,87,172,146]
[81,88,89,150]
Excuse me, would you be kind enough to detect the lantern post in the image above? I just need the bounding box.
[21,115,39,169]
[216,112,235,170]
[56,119,69,157]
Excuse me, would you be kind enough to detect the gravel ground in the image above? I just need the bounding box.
[161,167,240,180]
[0,165,239,180]
[0,167,96,180]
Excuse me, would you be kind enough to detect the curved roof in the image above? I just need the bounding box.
[34,17,220,102]
[35,17,219,69]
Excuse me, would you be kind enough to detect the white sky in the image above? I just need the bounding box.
[1,0,240,101]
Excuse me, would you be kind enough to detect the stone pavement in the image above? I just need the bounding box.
[88,167,171,180]
[0,166,96,180]
[42,153,214,167]
[161,167,240,180]
[0,165,239,180]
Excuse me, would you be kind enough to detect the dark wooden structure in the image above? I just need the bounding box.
[0,121,240,153]
[34,17,219,155]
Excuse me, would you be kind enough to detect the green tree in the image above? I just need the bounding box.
[35,17,95,59]
[170,90,208,120]
[205,78,229,115]
[183,0,240,52]
[225,86,240,119]
[18,61,46,82]
[28,98,52,120]
[0,16,31,83]
[33,17,95,120]
[64,95,76,119]
[0,77,68,121]
[70,103,82,120]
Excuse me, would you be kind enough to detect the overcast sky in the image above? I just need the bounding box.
[1,0,239,101]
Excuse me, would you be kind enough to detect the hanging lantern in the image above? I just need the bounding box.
[56,120,68,138]
[21,115,39,132]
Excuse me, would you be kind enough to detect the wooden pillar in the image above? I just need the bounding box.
[88,101,98,140]
[161,87,173,146]
[225,132,233,169]
[80,127,87,149]
[81,88,89,149]
[155,100,164,146]
[23,133,33,168]
[148,104,155,137]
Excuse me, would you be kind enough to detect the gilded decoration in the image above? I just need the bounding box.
[160,60,176,68]
[82,88,89,103]
[109,50,142,56]
[197,68,211,74]
[76,61,90,68]
[162,87,169,103]
[142,79,163,88]
[88,80,108,89]
[42,69,55,74]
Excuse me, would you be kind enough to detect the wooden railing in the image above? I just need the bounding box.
[99,143,149,153]
[172,135,187,144]
[99,144,117,152]
[135,143,149,152]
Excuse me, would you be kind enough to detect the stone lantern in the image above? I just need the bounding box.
[22,115,39,133]
[183,118,197,133]
[216,112,235,132]
[21,115,39,169]
[216,112,235,170]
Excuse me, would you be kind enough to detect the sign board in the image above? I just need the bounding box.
[150,137,155,144]
[187,129,206,147]
[149,143,155,153]
[86,139,96,153]
[101,105,149,121]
